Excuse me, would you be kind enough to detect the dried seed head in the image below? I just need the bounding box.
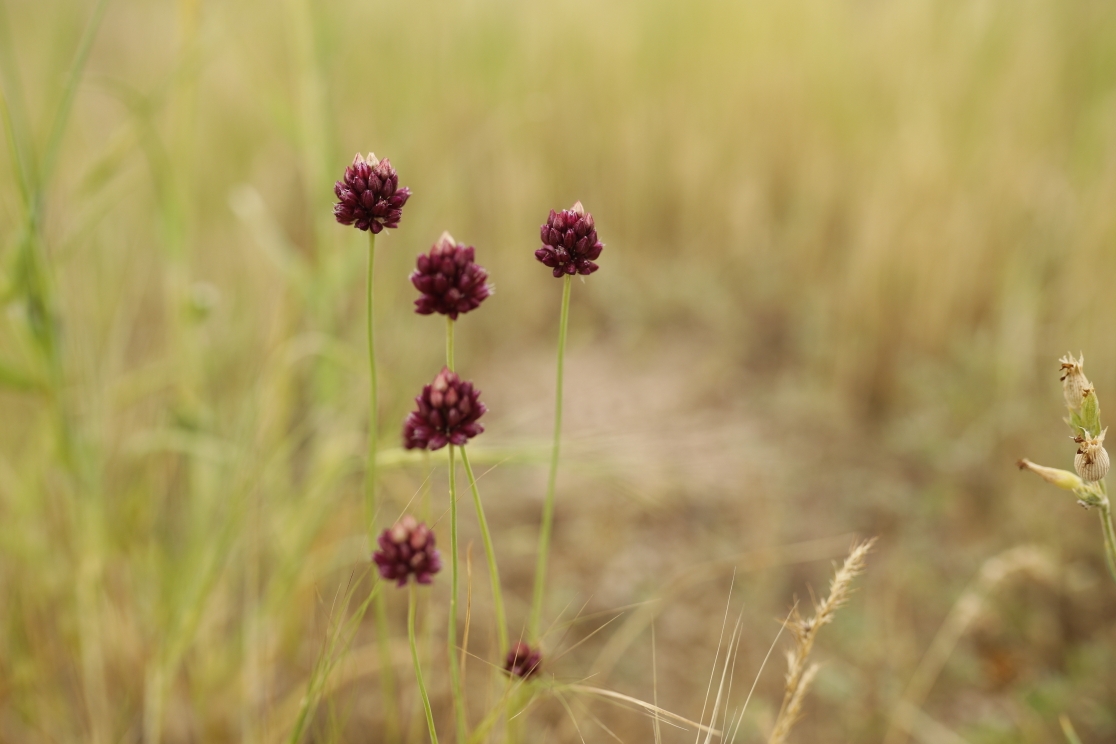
[373,516,442,587]
[410,232,493,319]
[503,642,542,680]
[403,367,487,450]
[333,153,412,233]
[534,201,604,278]
[1060,353,1090,411]
[1074,428,1110,482]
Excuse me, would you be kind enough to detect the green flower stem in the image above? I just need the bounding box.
[506,683,535,744]
[365,231,399,740]
[1097,482,1116,585]
[409,584,439,744]
[372,588,397,741]
[1100,504,1116,584]
[422,450,432,520]
[446,315,455,371]
[530,274,572,639]
[460,447,508,653]
[447,444,467,743]
[365,230,379,536]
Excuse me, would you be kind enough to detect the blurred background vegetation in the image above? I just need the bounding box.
[2,0,1116,741]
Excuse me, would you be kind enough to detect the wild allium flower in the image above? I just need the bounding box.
[503,642,542,680]
[535,201,604,277]
[333,153,411,233]
[373,516,442,586]
[1074,428,1111,482]
[403,367,486,451]
[411,232,493,319]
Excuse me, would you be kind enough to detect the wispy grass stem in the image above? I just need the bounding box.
[769,539,875,744]
[410,583,440,744]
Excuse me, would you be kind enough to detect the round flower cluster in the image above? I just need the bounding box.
[411,232,493,319]
[503,642,542,679]
[373,516,442,587]
[403,367,486,451]
[333,153,411,233]
[534,201,603,277]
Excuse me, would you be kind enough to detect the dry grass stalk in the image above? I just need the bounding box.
[882,545,1055,744]
[565,684,722,737]
[768,538,876,744]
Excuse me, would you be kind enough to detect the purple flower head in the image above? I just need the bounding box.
[534,201,603,278]
[333,152,412,233]
[403,367,487,451]
[411,232,493,319]
[503,642,542,680]
[372,516,442,587]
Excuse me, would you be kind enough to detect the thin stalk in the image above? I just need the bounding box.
[410,584,439,744]
[287,578,380,744]
[1097,482,1116,585]
[373,590,398,741]
[446,316,455,371]
[365,230,379,537]
[422,451,432,521]
[364,231,399,740]
[529,274,572,638]
[448,445,467,742]
[460,447,508,652]
[1100,503,1116,584]
[41,0,110,187]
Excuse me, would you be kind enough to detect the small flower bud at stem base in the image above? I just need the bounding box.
[1017,459,1085,491]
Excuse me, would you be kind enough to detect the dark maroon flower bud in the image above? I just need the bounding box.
[403,367,487,451]
[503,642,542,680]
[410,232,493,319]
[534,201,603,278]
[333,153,412,233]
[373,516,442,587]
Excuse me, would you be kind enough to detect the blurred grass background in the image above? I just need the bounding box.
[2,0,1116,741]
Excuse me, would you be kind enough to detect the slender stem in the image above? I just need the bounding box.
[460,447,508,652]
[505,683,533,744]
[1100,504,1116,584]
[447,445,467,742]
[364,240,382,508]
[373,591,398,741]
[364,231,399,740]
[409,584,439,744]
[446,316,455,371]
[529,274,572,639]
[422,451,432,521]
[1097,483,1116,585]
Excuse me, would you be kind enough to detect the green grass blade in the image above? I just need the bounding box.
[40,0,110,188]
